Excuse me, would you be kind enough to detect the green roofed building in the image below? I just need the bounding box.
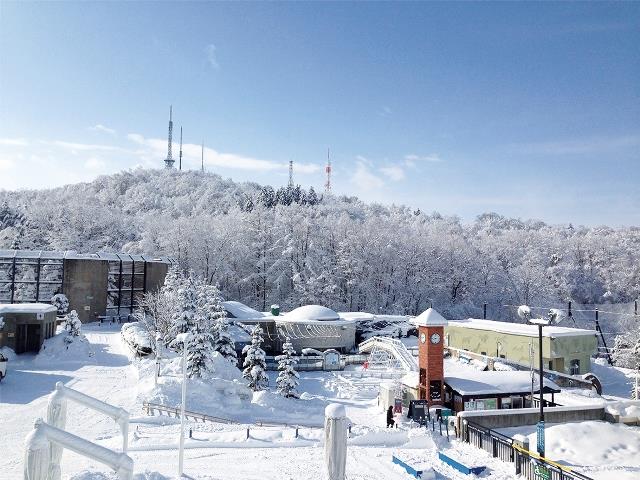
[444,318,598,375]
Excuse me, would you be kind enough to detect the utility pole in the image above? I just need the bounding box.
[325,148,332,193]
[288,160,294,188]
[201,140,204,173]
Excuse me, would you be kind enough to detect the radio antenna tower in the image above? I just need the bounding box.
[325,148,332,193]
[288,160,294,187]
[178,126,183,171]
[201,140,204,173]
[164,105,175,169]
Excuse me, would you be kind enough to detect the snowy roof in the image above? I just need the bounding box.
[0,249,173,263]
[445,371,560,396]
[414,308,448,327]
[282,305,340,322]
[447,318,597,339]
[0,303,57,314]
[222,301,266,320]
[338,311,376,322]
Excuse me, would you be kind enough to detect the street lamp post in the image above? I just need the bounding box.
[518,306,563,459]
[175,332,191,478]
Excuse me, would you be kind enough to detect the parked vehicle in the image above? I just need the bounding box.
[0,353,7,382]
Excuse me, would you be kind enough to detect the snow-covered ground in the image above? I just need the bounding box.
[1,322,639,480]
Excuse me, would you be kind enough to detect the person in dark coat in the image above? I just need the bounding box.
[386,405,395,428]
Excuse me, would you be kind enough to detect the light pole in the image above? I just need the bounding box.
[517,305,563,458]
[175,332,191,478]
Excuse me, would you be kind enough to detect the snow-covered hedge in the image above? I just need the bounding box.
[121,322,153,356]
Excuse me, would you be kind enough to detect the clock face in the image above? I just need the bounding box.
[420,332,426,343]
[430,333,441,345]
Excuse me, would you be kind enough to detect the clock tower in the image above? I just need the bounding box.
[415,308,447,406]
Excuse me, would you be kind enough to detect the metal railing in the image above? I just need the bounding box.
[463,420,594,480]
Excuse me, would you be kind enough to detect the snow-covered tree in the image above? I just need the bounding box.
[51,293,69,316]
[613,327,640,370]
[275,338,299,398]
[185,320,215,379]
[242,325,268,391]
[166,273,199,352]
[63,310,82,340]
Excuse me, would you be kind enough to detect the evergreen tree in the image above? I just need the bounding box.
[306,187,319,205]
[167,273,199,352]
[242,325,269,391]
[215,318,238,365]
[185,317,215,379]
[63,310,82,342]
[51,293,69,316]
[275,337,299,398]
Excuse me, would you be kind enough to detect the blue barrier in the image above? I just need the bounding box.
[438,452,486,475]
[392,456,423,478]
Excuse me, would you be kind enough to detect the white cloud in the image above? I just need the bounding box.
[379,165,405,181]
[351,160,384,191]
[0,138,29,147]
[88,124,116,135]
[404,153,443,167]
[125,133,321,174]
[205,44,219,69]
[84,157,106,171]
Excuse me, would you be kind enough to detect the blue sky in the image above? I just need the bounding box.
[0,2,638,226]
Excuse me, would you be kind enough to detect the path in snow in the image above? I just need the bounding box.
[0,324,139,479]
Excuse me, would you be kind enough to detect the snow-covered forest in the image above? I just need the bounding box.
[1,168,638,318]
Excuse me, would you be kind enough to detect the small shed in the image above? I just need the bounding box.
[444,370,560,413]
[0,303,58,354]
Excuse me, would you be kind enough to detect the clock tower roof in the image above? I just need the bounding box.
[415,308,448,327]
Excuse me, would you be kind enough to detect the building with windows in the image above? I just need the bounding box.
[0,250,171,323]
[443,318,598,375]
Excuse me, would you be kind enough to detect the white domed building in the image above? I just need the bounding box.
[273,305,356,353]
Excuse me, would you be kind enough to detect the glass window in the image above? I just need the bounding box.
[570,359,580,375]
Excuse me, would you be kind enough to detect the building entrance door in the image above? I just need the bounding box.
[14,324,41,353]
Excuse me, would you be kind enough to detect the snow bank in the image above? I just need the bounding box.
[69,470,170,480]
[139,353,252,414]
[605,400,640,418]
[34,331,93,364]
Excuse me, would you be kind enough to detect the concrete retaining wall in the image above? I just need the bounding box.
[458,405,606,430]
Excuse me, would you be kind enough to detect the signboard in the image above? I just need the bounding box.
[408,400,428,422]
[429,380,442,401]
[536,421,545,456]
[534,463,550,480]
[36,313,44,320]
[84,306,91,311]
[394,398,403,414]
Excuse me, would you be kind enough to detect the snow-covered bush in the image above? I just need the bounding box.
[613,327,640,369]
[121,322,153,356]
[242,325,269,391]
[63,310,82,341]
[275,338,299,398]
[51,293,69,316]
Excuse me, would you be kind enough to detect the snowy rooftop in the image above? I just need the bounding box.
[338,311,376,322]
[445,370,560,396]
[222,301,266,320]
[282,305,340,322]
[0,249,173,263]
[447,318,597,338]
[414,308,448,327]
[0,303,57,314]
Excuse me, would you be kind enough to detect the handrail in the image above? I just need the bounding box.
[142,402,323,429]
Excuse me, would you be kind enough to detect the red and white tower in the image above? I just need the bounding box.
[415,308,448,405]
